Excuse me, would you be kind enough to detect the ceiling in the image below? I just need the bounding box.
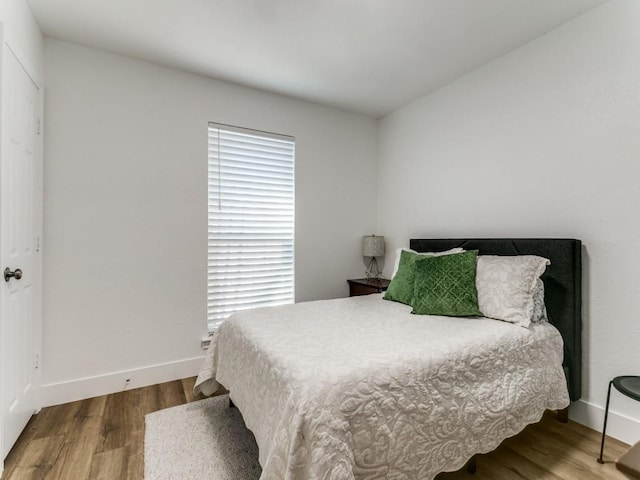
[28,0,609,118]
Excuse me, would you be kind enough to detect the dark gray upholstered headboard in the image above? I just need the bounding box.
[410,238,582,401]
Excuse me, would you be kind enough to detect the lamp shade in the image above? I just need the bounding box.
[362,235,385,257]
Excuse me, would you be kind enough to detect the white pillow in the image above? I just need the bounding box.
[476,255,550,328]
[390,247,465,279]
[530,279,549,324]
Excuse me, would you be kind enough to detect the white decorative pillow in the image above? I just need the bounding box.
[390,247,465,279]
[476,255,550,328]
[530,279,548,324]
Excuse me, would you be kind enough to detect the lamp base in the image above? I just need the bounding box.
[366,257,382,280]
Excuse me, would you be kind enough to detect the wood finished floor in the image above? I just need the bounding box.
[1,378,633,480]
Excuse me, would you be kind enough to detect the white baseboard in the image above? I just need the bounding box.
[41,356,204,407]
[570,399,640,445]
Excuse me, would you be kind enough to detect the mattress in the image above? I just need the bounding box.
[195,293,570,480]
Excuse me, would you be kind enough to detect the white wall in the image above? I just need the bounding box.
[378,0,640,444]
[42,38,377,405]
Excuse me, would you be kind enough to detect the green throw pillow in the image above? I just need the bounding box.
[412,250,482,317]
[383,250,419,305]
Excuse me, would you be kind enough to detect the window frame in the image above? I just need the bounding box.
[207,122,295,332]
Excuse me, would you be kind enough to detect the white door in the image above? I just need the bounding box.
[0,37,42,462]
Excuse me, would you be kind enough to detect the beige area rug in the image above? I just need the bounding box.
[144,395,262,480]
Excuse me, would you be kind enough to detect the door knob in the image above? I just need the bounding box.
[4,268,22,282]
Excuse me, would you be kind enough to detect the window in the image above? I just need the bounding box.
[207,123,295,332]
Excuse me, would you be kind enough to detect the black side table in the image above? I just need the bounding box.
[347,278,390,297]
[597,376,640,463]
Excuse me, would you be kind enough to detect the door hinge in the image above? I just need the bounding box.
[37,118,41,135]
[35,352,39,369]
[36,236,40,253]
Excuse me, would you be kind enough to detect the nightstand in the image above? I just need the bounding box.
[347,278,390,297]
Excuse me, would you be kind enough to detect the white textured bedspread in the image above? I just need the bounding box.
[195,294,569,480]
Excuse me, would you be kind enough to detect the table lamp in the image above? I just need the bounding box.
[362,235,385,279]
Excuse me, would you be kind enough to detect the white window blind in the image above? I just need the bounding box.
[207,123,295,332]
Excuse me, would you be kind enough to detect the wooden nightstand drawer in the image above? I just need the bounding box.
[347,278,390,297]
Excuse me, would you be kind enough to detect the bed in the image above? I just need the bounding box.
[195,238,582,480]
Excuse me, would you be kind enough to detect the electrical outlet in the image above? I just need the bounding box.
[201,336,212,350]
